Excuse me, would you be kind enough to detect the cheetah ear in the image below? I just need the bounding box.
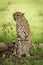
[22,13,24,16]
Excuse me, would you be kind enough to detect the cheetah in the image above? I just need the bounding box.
[13,12,34,58]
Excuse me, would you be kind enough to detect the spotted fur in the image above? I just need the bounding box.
[13,12,34,57]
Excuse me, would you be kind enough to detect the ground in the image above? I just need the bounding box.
[0,45,43,65]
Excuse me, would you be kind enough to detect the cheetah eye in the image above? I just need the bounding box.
[17,14,19,16]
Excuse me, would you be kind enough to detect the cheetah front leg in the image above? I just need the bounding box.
[16,43,22,58]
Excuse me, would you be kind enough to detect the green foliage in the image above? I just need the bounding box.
[3,56,43,65]
[2,46,43,65]
[4,59,14,65]
[29,45,43,57]
[0,22,17,44]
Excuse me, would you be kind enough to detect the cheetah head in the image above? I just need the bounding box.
[13,12,24,22]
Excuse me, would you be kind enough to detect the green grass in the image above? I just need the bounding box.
[4,59,43,65]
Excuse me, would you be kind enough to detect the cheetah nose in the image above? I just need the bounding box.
[14,18,16,20]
